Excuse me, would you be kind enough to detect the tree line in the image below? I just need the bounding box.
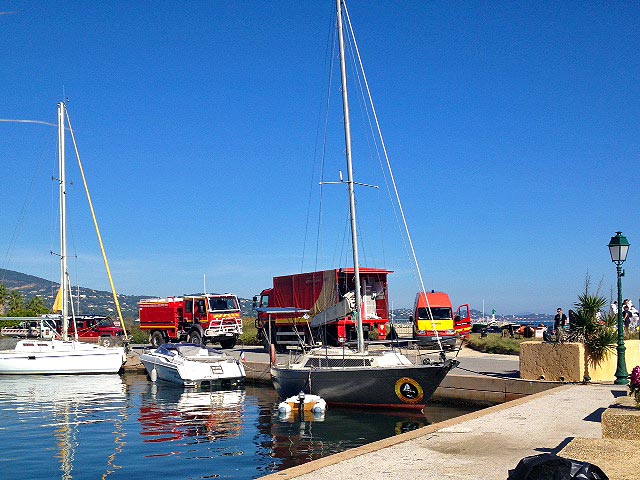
[0,283,51,317]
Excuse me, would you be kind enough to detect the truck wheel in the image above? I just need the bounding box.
[101,336,114,348]
[188,331,202,345]
[219,338,237,349]
[150,331,164,347]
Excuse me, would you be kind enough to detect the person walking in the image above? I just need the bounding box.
[554,308,567,342]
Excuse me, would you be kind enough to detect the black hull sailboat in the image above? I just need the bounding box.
[270,0,458,410]
[272,348,457,410]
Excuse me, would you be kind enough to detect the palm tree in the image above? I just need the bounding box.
[566,292,617,367]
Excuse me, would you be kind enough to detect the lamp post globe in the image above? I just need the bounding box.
[608,231,630,385]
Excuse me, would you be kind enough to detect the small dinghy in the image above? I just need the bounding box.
[140,343,245,388]
[278,392,326,421]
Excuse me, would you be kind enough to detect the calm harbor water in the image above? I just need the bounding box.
[0,373,476,479]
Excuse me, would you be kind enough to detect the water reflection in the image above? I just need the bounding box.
[0,374,126,479]
[139,383,246,445]
[263,407,431,472]
[0,374,477,479]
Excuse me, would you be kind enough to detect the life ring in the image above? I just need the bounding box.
[394,377,424,404]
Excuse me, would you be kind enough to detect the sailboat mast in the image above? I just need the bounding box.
[58,102,69,341]
[337,0,364,353]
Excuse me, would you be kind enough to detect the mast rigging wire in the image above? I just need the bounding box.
[342,1,443,351]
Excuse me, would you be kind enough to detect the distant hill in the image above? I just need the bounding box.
[0,269,552,321]
[0,268,256,318]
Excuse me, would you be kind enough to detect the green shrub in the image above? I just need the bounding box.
[465,333,531,355]
[124,321,148,344]
[239,317,260,346]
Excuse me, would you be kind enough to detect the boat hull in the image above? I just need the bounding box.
[271,359,458,410]
[0,340,126,374]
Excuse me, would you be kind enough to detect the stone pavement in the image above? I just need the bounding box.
[260,383,628,480]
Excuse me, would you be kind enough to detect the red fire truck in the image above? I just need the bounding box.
[254,268,392,351]
[411,291,471,349]
[139,294,243,349]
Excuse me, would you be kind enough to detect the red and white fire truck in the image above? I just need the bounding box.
[139,294,243,349]
[254,268,392,351]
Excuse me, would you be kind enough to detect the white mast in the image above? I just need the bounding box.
[58,102,69,341]
[337,0,364,353]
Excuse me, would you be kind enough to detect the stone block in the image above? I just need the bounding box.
[560,437,640,480]
[519,341,584,382]
[602,395,640,440]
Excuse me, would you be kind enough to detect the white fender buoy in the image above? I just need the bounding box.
[312,398,327,413]
[150,367,158,382]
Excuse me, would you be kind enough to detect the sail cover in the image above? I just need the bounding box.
[272,270,338,317]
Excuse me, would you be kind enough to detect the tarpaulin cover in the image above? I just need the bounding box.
[272,270,338,317]
[508,454,608,480]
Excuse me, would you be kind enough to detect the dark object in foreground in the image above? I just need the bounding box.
[508,453,608,480]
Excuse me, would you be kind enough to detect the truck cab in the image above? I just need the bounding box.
[411,291,470,349]
[65,315,125,346]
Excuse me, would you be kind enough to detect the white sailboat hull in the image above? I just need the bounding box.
[0,339,126,374]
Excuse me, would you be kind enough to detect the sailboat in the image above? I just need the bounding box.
[270,0,458,410]
[0,102,126,374]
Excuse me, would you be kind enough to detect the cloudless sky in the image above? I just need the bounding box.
[1,1,638,315]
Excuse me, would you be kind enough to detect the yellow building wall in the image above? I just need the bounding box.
[587,339,640,382]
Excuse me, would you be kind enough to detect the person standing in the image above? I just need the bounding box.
[623,305,632,335]
[554,308,567,342]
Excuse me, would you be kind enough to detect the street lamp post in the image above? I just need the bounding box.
[608,231,630,385]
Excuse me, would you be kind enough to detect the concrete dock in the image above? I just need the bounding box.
[126,346,637,480]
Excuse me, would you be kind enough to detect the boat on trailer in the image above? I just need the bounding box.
[140,343,246,388]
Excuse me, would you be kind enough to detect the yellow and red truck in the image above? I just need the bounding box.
[411,291,471,349]
[139,294,243,349]
[254,268,393,350]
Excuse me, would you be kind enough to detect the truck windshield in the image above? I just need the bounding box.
[209,297,239,311]
[260,295,270,308]
[418,307,452,320]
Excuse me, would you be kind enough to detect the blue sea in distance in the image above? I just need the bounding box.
[0,374,476,480]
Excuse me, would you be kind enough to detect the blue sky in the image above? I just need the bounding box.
[1,1,638,315]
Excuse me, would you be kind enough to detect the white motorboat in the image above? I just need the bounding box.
[140,343,246,388]
[0,102,126,375]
